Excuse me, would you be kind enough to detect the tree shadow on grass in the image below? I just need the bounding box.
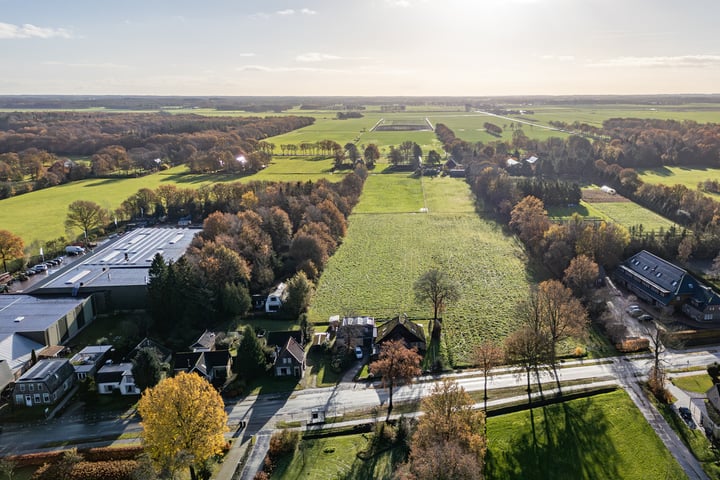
[487,399,620,480]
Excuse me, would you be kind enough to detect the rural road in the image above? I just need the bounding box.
[2,348,718,478]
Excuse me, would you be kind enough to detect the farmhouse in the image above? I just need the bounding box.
[375,314,426,353]
[0,295,95,376]
[30,227,198,311]
[615,250,720,321]
[12,358,75,407]
[173,350,232,385]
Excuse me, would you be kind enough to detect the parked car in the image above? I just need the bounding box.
[25,269,36,276]
[355,346,363,359]
[638,314,653,322]
[65,245,85,255]
[627,307,643,318]
[33,264,48,272]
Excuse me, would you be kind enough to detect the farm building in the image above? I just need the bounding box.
[0,295,95,376]
[375,314,426,353]
[30,227,198,311]
[615,250,720,322]
[12,358,75,407]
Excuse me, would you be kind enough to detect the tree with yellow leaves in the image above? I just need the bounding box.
[138,372,228,480]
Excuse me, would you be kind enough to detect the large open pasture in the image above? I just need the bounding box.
[310,174,532,363]
[639,166,720,198]
[0,155,341,245]
[486,389,686,479]
[431,112,570,143]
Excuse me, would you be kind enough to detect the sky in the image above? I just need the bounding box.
[1,0,719,96]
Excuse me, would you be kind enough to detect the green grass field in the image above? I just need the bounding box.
[0,155,342,245]
[310,174,532,364]
[639,166,720,199]
[432,112,570,143]
[486,390,687,480]
[548,198,679,233]
[671,373,714,394]
[270,433,400,480]
[586,201,679,232]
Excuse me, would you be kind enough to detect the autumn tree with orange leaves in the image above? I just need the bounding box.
[370,339,422,417]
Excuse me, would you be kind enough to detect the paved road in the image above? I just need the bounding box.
[2,348,719,478]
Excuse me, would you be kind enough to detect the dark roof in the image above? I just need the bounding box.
[174,351,230,377]
[623,250,687,294]
[376,315,426,345]
[16,359,74,391]
[281,337,305,364]
[190,331,217,351]
[266,330,302,348]
[96,362,132,384]
[128,337,172,363]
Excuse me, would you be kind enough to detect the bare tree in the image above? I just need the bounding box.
[414,269,460,338]
[473,341,504,435]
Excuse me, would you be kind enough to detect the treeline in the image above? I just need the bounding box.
[146,168,367,349]
[0,112,313,198]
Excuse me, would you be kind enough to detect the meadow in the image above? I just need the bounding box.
[310,174,532,364]
[639,166,720,198]
[548,197,679,233]
[486,389,687,480]
[0,155,341,246]
[431,112,570,144]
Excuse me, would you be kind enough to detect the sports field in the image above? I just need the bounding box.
[310,174,531,363]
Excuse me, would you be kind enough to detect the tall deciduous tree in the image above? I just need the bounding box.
[138,372,228,480]
[405,379,486,480]
[363,143,380,168]
[563,255,599,299]
[414,269,460,338]
[534,280,588,393]
[369,339,422,417]
[509,195,550,255]
[0,229,24,272]
[65,200,109,242]
[132,346,164,391]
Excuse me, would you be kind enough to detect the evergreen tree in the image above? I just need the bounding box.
[132,347,164,391]
[234,326,268,378]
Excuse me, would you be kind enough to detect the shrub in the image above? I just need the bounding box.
[31,460,138,480]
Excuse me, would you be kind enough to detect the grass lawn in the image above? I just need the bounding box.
[639,166,720,199]
[0,154,343,246]
[486,389,687,480]
[584,201,680,232]
[270,432,401,480]
[671,373,714,394]
[310,175,533,365]
[432,112,570,143]
[547,200,608,221]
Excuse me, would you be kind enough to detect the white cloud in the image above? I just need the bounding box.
[540,55,575,62]
[300,8,317,15]
[43,61,130,69]
[296,52,341,62]
[587,55,720,68]
[237,53,256,57]
[0,22,72,39]
[276,9,295,15]
[236,64,350,73]
[386,0,411,6]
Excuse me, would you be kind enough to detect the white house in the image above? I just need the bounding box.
[265,283,287,313]
[95,362,140,395]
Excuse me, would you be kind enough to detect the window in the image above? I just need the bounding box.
[19,384,25,392]
[28,384,34,392]
[77,372,86,380]
[33,394,41,404]
[126,386,134,394]
[15,395,23,404]
[37,384,43,391]
[43,393,50,403]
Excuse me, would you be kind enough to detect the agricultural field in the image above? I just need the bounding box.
[639,166,720,199]
[548,189,679,233]
[0,155,341,246]
[501,103,720,128]
[486,389,687,480]
[432,112,570,144]
[310,174,532,364]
